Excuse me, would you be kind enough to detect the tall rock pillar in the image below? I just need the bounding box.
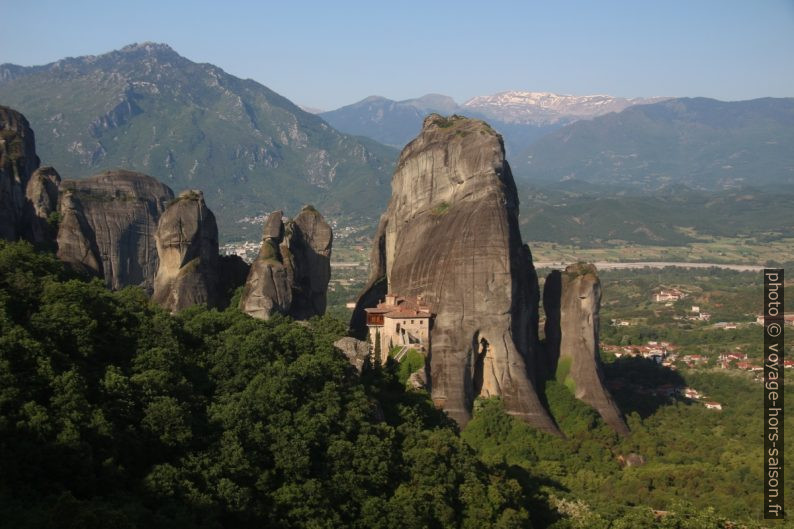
[544,263,629,435]
[352,114,559,434]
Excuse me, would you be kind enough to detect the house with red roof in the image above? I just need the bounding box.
[365,293,434,363]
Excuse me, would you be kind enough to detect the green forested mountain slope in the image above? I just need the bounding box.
[319,94,459,148]
[1,241,778,527]
[0,43,399,229]
[0,241,532,528]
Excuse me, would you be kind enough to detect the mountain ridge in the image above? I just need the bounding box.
[514,96,794,190]
[0,42,399,237]
[321,90,670,155]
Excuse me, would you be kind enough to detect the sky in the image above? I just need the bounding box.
[1,0,793,110]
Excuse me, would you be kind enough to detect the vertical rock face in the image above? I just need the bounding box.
[288,206,333,319]
[152,190,220,312]
[240,206,333,320]
[352,114,558,433]
[0,106,41,241]
[541,270,563,381]
[24,166,61,246]
[544,263,629,435]
[240,210,293,319]
[56,170,174,291]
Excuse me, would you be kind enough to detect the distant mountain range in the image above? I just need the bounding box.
[514,97,794,190]
[3,44,793,244]
[321,91,666,154]
[323,92,794,192]
[0,43,398,233]
[318,94,459,148]
[462,91,670,125]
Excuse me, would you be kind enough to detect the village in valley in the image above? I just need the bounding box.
[596,276,794,414]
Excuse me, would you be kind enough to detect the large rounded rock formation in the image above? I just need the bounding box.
[239,210,293,319]
[152,190,220,312]
[543,263,629,435]
[240,206,333,320]
[0,105,53,244]
[352,114,559,433]
[288,206,333,319]
[56,170,174,291]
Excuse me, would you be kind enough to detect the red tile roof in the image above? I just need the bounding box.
[364,294,434,320]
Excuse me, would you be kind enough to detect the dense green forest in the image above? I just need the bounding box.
[0,241,787,527]
[465,364,792,528]
[0,241,531,528]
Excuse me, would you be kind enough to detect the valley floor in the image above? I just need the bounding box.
[530,237,794,267]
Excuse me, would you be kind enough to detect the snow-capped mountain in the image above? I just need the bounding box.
[320,90,673,156]
[463,91,670,125]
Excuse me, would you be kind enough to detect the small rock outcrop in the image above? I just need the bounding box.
[56,170,174,291]
[334,337,371,373]
[352,114,558,434]
[240,206,333,320]
[617,453,646,468]
[152,190,220,312]
[544,263,629,435]
[407,368,428,391]
[0,106,42,241]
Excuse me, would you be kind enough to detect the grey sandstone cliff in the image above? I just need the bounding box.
[544,263,629,435]
[24,166,61,245]
[152,190,220,312]
[239,210,292,319]
[352,114,559,433]
[288,206,333,319]
[56,170,174,291]
[0,105,55,244]
[240,206,332,320]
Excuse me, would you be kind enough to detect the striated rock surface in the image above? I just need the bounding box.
[544,263,629,435]
[352,114,558,433]
[56,170,174,291]
[0,106,41,241]
[152,190,220,312]
[240,206,332,320]
[287,206,333,319]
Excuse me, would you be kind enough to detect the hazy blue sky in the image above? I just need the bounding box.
[2,0,793,110]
